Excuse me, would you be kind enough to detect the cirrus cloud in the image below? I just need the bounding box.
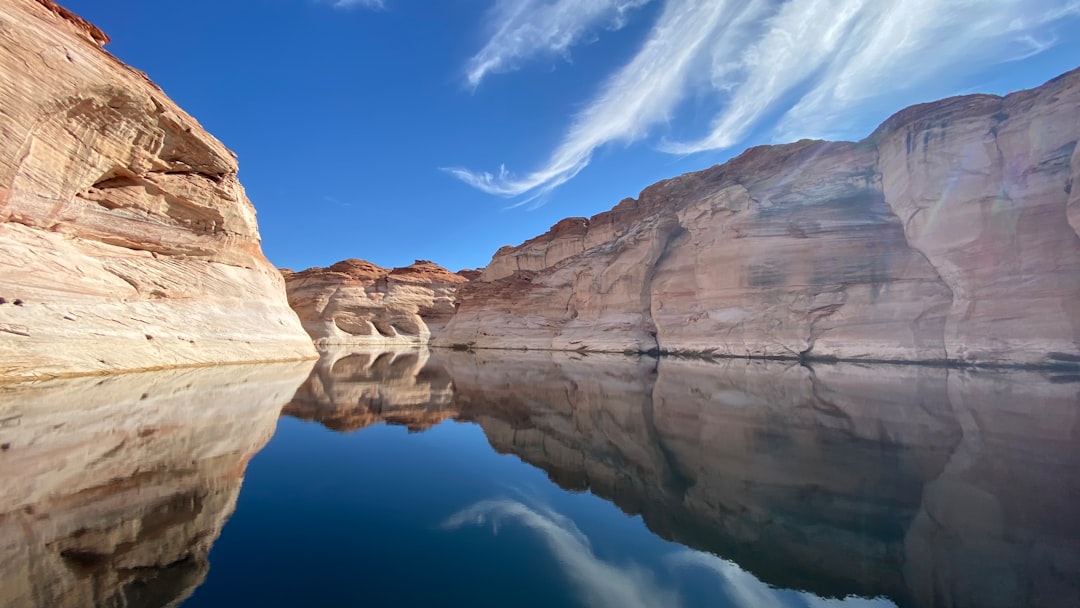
[449,0,1080,201]
[320,0,384,9]
[465,0,653,89]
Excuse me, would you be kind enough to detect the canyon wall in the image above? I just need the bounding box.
[0,0,316,380]
[437,68,1080,366]
[283,259,469,347]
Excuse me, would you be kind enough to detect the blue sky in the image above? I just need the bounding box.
[63,0,1080,272]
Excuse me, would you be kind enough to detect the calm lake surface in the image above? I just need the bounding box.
[1,348,1078,608]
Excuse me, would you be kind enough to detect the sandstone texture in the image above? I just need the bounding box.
[442,351,1080,608]
[0,360,313,607]
[437,68,1080,366]
[283,259,469,347]
[0,0,316,381]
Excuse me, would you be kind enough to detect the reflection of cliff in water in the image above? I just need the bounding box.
[294,347,1080,608]
[283,346,456,432]
[446,351,1080,608]
[0,361,313,608]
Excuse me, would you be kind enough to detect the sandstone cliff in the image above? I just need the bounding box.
[283,259,469,346]
[0,360,313,607]
[0,0,316,380]
[437,68,1080,367]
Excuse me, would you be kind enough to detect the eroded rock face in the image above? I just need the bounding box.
[0,0,315,380]
[283,259,469,346]
[437,68,1080,366]
[0,360,313,608]
[873,74,1080,364]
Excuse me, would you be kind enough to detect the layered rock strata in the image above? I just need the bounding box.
[0,0,316,380]
[283,260,469,346]
[437,68,1080,366]
[0,360,313,608]
[441,350,1080,608]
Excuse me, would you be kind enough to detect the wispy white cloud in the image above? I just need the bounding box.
[465,0,653,89]
[447,0,743,200]
[768,0,1080,144]
[443,498,683,608]
[450,0,1080,200]
[323,0,384,9]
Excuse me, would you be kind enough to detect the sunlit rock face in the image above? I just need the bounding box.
[873,72,1080,365]
[0,0,316,380]
[283,260,469,347]
[283,346,456,432]
[441,351,1080,608]
[437,67,1080,366]
[0,360,313,608]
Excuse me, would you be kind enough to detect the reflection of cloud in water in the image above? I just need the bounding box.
[444,498,896,608]
[443,499,681,608]
[670,552,896,608]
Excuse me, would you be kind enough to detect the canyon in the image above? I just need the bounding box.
[436,68,1080,367]
[3,0,1079,376]
[0,1,1076,606]
[0,0,315,381]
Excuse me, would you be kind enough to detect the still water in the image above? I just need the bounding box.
[1,348,1078,607]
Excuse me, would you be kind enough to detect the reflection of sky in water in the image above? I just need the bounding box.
[7,350,1077,607]
[173,349,1079,608]
[184,417,897,607]
[444,497,893,608]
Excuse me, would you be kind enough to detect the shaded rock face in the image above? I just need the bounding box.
[0,360,313,608]
[282,346,456,432]
[0,0,316,380]
[437,68,1080,366]
[441,351,1080,608]
[283,259,469,347]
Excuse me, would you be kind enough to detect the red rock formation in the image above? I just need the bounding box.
[32,0,108,45]
[0,0,316,380]
[456,268,483,282]
[437,68,1080,366]
[285,259,469,346]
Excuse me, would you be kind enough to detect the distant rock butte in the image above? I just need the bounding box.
[437,68,1080,366]
[284,259,470,346]
[0,0,316,380]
